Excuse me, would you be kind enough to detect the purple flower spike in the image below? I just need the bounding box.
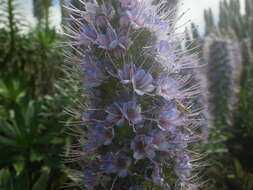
[156,73,179,100]
[64,0,206,188]
[101,152,131,178]
[82,52,105,88]
[131,135,156,160]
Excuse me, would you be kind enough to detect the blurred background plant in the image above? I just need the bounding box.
[0,0,76,189]
[0,0,253,189]
[185,0,253,189]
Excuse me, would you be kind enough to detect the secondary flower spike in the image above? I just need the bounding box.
[63,0,206,189]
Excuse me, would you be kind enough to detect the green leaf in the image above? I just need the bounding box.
[32,168,50,190]
[30,149,44,162]
[0,117,16,138]
[13,159,25,176]
[0,80,8,98]
[25,101,39,134]
[15,170,29,190]
[0,168,14,190]
[0,136,17,146]
[234,159,244,177]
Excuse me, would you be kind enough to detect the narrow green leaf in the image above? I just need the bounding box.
[32,168,50,190]
[13,159,25,176]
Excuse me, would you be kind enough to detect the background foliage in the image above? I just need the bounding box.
[186,0,253,189]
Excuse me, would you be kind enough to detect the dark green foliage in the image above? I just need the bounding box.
[0,26,62,96]
[0,0,75,189]
[0,77,74,189]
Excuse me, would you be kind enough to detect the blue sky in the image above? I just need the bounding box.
[17,0,245,34]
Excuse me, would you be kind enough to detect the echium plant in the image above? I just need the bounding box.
[203,32,242,128]
[63,0,206,189]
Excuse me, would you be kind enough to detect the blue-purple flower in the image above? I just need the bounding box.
[154,40,178,71]
[157,102,184,131]
[132,68,155,95]
[97,26,132,56]
[152,166,164,186]
[174,152,192,181]
[126,7,150,29]
[155,40,174,56]
[156,73,180,100]
[120,0,137,8]
[82,52,106,88]
[81,123,114,154]
[92,123,114,146]
[131,135,156,160]
[123,0,155,29]
[122,101,143,125]
[118,64,155,95]
[79,24,98,46]
[82,2,115,27]
[82,169,100,190]
[101,152,132,178]
[106,101,143,127]
[106,103,125,126]
[171,131,190,151]
[118,64,135,84]
[150,130,170,152]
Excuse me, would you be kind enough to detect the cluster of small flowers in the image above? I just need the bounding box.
[64,0,205,189]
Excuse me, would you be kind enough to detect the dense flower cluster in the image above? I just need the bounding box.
[64,0,205,189]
